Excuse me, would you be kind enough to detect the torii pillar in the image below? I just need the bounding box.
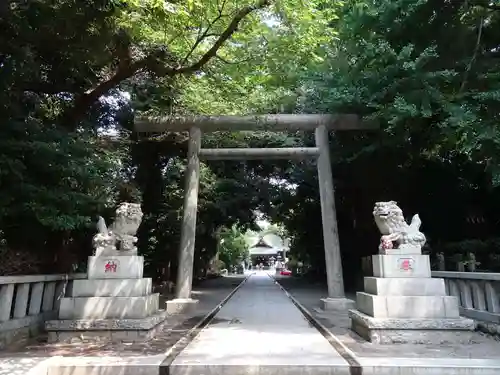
[315,125,355,310]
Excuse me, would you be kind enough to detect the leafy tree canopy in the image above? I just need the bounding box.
[2,0,500,279]
[217,224,250,269]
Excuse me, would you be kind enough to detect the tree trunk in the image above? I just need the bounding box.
[49,231,76,273]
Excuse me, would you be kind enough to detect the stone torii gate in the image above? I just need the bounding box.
[135,114,376,311]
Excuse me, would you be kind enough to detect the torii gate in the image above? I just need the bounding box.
[134,114,376,310]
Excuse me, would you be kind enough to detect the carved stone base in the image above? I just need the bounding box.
[166,298,199,315]
[320,297,356,311]
[356,292,460,319]
[87,255,144,279]
[95,248,138,257]
[349,309,475,344]
[378,246,422,255]
[71,278,152,297]
[45,310,167,343]
[58,293,160,319]
[372,254,431,278]
[363,277,446,296]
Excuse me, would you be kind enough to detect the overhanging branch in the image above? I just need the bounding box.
[174,0,271,74]
[65,0,272,126]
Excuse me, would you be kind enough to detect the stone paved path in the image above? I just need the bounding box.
[170,272,349,375]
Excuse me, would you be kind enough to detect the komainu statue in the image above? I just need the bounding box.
[373,201,426,253]
[93,203,143,256]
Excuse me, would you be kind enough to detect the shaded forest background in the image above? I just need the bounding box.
[1,0,500,290]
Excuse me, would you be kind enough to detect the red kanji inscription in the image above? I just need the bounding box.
[399,258,413,271]
[104,260,117,273]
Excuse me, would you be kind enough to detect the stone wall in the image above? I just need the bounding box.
[432,271,500,337]
[0,273,86,348]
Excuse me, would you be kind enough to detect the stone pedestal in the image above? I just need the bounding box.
[166,298,199,315]
[349,253,475,344]
[321,297,356,311]
[45,255,167,343]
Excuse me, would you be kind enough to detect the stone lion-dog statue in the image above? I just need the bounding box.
[373,201,426,253]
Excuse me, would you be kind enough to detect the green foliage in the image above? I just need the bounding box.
[258,223,288,238]
[439,238,500,257]
[0,1,126,267]
[0,0,293,273]
[262,0,500,278]
[436,238,500,272]
[0,124,120,231]
[299,0,500,167]
[3,0,500,281]
[217,224,249,268]
[179,0,341,115]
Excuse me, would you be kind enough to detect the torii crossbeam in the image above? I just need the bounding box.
[134,114,376,133]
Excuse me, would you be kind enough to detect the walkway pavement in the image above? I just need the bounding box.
[170,272,350,375]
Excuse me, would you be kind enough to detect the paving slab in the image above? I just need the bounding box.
[46,355,165,375]
[0,357,48,375]
[357,357,500,375]
[170,272,349,375]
